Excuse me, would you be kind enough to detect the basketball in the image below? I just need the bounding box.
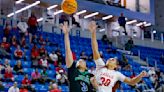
[61,0,78,15]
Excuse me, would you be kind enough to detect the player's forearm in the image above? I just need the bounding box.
[130,74,143,85]
[91,31,100,60]
[64,33,73,68]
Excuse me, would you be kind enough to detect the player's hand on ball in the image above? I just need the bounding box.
[140,71,147,77]
[60,21,70,34]
[88,21,97,33]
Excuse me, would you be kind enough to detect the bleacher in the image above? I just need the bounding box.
[0,21,162,92]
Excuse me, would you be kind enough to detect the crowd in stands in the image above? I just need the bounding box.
[0,12,163,92]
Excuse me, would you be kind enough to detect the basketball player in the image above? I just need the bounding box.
[61,22,96,92]
[88,21,147,92]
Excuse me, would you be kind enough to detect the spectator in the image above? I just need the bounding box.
[1,37,10,53]
[49,51,58,64]
[118,13,127,35]
[55,48,64,65]
[101,35,111,45]
[38,35,45,45]
[31,45,40,68]
[49,81,56,91]
[72,52,77,61]
[59,15,68,24]
[3,22,11,38]
[40,68,50,84]
[28,13,38,36]
[22,74,34,92]
[20,36,28,49]
[31,68,41,84]
[10,35,19,47]
[8,82,19,92]
[0,81,4,91]
[39,45,47,56]
[3,59,10,68]
[39,55,49,69]
[56,69,68,85]
[17,17,28,38]
[4,66,14,82]
[99,51,104,60]
[50,83,61,92]
[56,63,66,75]
[125,37,134,51]
[80,51,88,60]
[14,45,24,60]
[148,67,156,77]
[13,60,24,75]
[31,35,38,44]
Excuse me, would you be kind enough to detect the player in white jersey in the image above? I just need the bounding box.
[88,21,147,92]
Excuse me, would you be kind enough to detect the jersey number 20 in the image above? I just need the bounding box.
[100,77,111,86]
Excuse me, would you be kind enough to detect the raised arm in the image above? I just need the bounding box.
[124,71,147,86]
[88,21,100,60]
[61,22,73,68]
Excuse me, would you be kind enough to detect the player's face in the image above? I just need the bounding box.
[106,58,117,69]
[79,60,87,69]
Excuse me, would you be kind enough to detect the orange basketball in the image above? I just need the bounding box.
[61,0,78,15]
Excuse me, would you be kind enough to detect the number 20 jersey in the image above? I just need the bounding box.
[94,58,126,92]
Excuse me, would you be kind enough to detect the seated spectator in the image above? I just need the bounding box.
[39,55,49,69]
[17,17,28,38]
[125,37,134,51]
[50,83,61,92]
[49,81,56,91]
[10,35,19,47]
[14,45,25,60]
[0,81,4,91]
[3,22,11,38]
[31,35,38,44]
[8,82,19,92]
[1,37,10,53]
[49,51,58,64]
[3,59,10,68]
[22,74,34,91]
[56,68,68,85]
[55,48,64,65]
[20,36,28,49]
[99,51,104,60]
[56,63,66,74]
[31,45,40,68]
[39,45,47,56]
[41,68,51,84]
[13,60,24,75]
[4,66,14,82]
[31,68,41,84]
[101,35,111,45]
[38,35,45,45]
[148,67,156,77]
[80,51,88,60]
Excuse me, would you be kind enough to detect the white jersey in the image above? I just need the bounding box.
[94,58,126,92]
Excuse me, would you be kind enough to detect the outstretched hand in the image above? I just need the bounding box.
[88,21,97,33]
[60,21,70,34]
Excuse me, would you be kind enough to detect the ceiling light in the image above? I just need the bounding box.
[75,10,87,16]
[84,12,99,19]
[7,1,40,17]
[102,15,113,20]
[54,10,63,15]
[15,0,25,4]
[47,5,58,10]
[126,20,137,25]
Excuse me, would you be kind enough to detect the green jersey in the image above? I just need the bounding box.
[68,62,93,92]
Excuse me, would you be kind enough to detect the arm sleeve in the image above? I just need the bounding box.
[95,58,105,68]
[117,72,126,82]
